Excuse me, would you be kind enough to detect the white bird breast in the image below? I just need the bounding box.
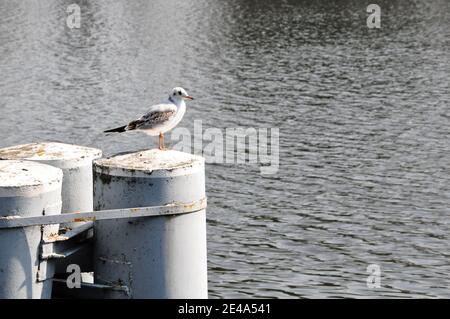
[141,103,186,136]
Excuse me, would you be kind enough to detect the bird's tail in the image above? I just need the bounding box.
[104,125,127,133]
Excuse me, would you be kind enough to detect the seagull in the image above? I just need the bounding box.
[104,87,194,150]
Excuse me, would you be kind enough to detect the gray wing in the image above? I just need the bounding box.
[125,103,177,131]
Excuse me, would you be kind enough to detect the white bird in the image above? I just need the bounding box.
[104,87,194,150]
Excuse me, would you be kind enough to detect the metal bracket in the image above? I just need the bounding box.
[0,198,207,229]
[40,222,94,260]
[52,278,131,299]
[37,222,94,281]
[1,198,206,284]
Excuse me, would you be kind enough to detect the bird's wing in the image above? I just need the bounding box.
[125,103,177,131]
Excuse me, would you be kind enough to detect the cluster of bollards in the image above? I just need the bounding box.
[0,142,207,299]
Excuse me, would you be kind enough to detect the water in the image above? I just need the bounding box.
[1,0,449,298]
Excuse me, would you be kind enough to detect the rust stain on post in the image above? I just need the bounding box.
[73,217,96,223]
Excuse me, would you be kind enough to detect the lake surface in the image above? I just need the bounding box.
[1,0,449,298]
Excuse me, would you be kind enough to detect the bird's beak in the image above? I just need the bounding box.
[184,95,194,100]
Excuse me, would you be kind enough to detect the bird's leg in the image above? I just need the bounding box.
[159,132,165,150]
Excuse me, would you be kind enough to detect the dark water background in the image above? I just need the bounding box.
[0,0,449,298]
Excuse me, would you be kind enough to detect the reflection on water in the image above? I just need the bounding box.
[0,0,449,298]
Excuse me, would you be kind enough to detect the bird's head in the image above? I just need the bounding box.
[171,87,194,101]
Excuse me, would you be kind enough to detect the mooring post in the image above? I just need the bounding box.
[93,149,208,299]
[0,142,102,227]
[0,160,63,299]
[0,142,102,280]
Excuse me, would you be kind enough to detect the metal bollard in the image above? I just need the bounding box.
[0,142,102,224]
[93,149,208,299]
[0,160,63,299]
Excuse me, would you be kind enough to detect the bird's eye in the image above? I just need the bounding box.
[178,91,182,95]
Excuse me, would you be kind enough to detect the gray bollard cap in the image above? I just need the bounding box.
[0,142,102,169]
[94,149,205,178]
[0,160,63,198]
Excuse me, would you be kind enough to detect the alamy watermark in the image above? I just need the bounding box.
[66,264,81,289]
[366,264,381,288]
[367,4,381,29]
[66,4,81,29]
[66,4,381,30]
[170,120,279,175]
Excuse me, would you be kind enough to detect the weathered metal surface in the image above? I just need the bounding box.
[38,242,93,281]
[0,143,101,166]
[0,142,102,277]
[44,221,94,243]
[93,149,208,299]
[0,142,102,225]
[40,222,94,261]
[0,160,62,299]
[94,149,202,178]
[0,198,206,228]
